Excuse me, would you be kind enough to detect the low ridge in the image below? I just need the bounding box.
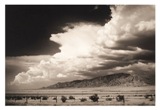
[42,73,150,89]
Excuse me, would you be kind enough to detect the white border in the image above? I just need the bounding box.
[1,0,159,110]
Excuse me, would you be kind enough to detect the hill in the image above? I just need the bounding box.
[42,73,153,89]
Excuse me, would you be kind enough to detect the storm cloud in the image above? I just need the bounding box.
[9,5,155,89]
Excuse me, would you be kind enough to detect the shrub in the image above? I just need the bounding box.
[42,96,48,100]
[61,96,67,103]
[116,95,124,102]
[106,98,112,101]
[89,94,99,102]
[80,98,87,102]
[69,96,75,100]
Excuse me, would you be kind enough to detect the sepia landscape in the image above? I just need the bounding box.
[6,5,155,106]
[6,73,155,105]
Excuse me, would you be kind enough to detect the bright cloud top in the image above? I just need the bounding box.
[11,5,155,89]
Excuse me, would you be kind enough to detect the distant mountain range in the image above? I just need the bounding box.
[42,73,154,89]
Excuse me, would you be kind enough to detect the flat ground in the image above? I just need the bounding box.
[6,86,155,106]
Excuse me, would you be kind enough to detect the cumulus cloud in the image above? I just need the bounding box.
[6,55,52,90]
[11,5,155,89]
[135,20,155,31]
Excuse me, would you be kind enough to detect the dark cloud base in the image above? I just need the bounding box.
[6,5,111,56]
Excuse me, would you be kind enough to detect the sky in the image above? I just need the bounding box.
[6,5,155,90]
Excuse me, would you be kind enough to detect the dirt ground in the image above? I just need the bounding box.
[6,86,155,106]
